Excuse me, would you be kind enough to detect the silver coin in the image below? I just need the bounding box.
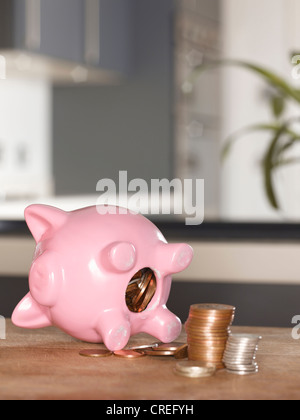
[225,363,258,372]
[225,355,256,361]
[226,363,258,369]
[226,368,259,376]
[227,343,259,349]
[225,343,259,350]
[229,333,262,339]
[224,358,256,365]
[227,336,260,342]
[224,351,256,356]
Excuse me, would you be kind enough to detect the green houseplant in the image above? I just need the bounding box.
[186,59,300,210]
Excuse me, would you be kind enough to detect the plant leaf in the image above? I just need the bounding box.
[262,123,297,209]
[271,95,285,119]
[274,157,300,168]
[222,123,281,161]
[190,59,300,104]
[263,131,282,209]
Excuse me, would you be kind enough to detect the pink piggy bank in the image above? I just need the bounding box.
[12,205,193,351]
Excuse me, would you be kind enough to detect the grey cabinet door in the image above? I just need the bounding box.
[97,0,134,75]
[6,0,134,75]
[39,0,84,63]
[13,0,84,62]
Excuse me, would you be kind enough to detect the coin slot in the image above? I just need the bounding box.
[126,268,157,313]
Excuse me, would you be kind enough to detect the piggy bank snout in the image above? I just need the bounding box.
[29,251,62,307]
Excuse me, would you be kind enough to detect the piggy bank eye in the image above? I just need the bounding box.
[125,268,157,313]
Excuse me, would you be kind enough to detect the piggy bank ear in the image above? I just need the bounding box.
[25,204,68,243]
[12,292,52,329]
[156,242,193,274]
[103,242,136,273]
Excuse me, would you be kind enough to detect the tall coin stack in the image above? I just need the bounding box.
[185,304,236,370]
[223,334,262,375]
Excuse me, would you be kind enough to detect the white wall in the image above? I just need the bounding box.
[220,0,300,221]
[0,77,53,199]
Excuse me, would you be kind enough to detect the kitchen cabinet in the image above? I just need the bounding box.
[0,0,134,82]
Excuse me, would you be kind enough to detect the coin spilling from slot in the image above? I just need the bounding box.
[126,268,157,313]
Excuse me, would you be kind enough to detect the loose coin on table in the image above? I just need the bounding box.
[113,350,146,359]
[174,344,189,360]
[79,349,113,358]
[126,343,158,351]
[153,342,186,352]
[142,349,176,356]
[174,361,216,378]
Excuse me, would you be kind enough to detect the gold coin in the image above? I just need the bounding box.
[174,361,216,378]
[176,360,216,372]
[79,349,113,358]
[113,350,146,359]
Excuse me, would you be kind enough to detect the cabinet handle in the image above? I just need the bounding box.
[25,0,41,50]
[85,0,100,65]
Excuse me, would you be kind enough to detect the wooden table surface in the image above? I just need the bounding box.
[0,320,300,400]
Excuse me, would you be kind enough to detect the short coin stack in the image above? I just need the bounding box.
[126,268,156,313]
[185,304,236,370]
[223,334,262,375]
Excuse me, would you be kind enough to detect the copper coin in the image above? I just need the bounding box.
[126,343,158,351]
[79,349,113,358]
[190,304,236,312]
[131,270,143,280]
[153,342,186,352]
[132,275,150,306]
[113,350,146,359]
[174,344,189,360]
[137,279,156,312]
[143,349,175,356]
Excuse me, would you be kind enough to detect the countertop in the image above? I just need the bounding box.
[0,321,299,400]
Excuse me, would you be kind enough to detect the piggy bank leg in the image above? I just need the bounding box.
[96,312,131,352]
[141,306,182,343]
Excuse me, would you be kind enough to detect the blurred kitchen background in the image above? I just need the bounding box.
[1,0,300,327]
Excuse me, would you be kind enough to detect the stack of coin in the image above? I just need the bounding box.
[126,268,156,313]
[185,304,236,369]
[223,334,262,375]
[174,361,216,378]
